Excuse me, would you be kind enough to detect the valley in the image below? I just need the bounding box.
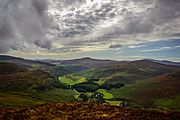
[0,55,180,110]
[0,55,180,119]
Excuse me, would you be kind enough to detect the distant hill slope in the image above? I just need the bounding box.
[52,65,88,77]
[147,59,180,67]
[0,55,55,67]
[0,55,87,77]
[1,102,180,120]
[69,59,180,85]
[40,57,126,68]
[109,70,180,110]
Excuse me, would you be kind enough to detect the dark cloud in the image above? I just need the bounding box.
[34,40,52,50]
[109,44,122,49]
[0,0,53,53]
[0,15,13,40]
[32,0,48,16]
[151,0,180,24]
[171,33,180,37]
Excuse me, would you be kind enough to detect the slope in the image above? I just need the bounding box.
[109,71,180,110]
[66,59,180,85]
[41,57,125,68]
[0,62,76,107]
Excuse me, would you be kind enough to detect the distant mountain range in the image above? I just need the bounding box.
[40,57,126,68]
[1,55,180,68]
[147,59,180,67]
[40,57,180,68]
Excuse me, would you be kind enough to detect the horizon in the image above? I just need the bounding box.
[1,54,180,63]
[0,0,180,61]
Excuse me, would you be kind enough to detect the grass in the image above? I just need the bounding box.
[0,88,77,107]
[73,90,93,100]
[108,82,162,107]
[71,68,149,85]
[105,100,122,106]
[94,79,105,85]
[59,75,86,85]
[108,80,160,99]
[59,76,76,85]
[155,95,180,110]
[108,71,180,110]
[97,89,113,99]
[105,71,129,79]
[31,64,41,69]
[38,89,76,102]
[0,92,43,107]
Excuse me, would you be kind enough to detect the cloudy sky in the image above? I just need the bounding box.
[0,0,180,61]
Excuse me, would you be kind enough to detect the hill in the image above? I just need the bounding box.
[108,71,180,110]
[0,55,180,110]
[147,59,180,67]
[52,65,88,77]
[0,62,76,107]
[1,102,180,120]
[63,59,180,85]
[0,62,27,75]
[40,57,125,68]
[0,55,87,77]
[57,60,180,108]
[0,55,55,69]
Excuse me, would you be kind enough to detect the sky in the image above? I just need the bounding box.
[0,0,180,61]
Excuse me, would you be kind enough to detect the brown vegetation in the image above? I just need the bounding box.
[0,102,180,120]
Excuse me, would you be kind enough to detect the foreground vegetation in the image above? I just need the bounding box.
[1,102,180,120]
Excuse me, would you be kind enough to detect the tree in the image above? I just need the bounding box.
[90,92,104,103]
[77,94,89,102]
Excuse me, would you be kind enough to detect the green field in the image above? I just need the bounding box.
[105,100,122,106]
[59,75,87,85]
[97,89,113,99]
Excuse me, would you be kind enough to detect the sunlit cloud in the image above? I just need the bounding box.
[141,45,180,52]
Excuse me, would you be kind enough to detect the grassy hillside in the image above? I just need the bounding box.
[0,55,87,78]
[52,65,87,77]
[0,62,76,107]
[108,71,180,110]
[0,62,27,75]
[61,59,179,88]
